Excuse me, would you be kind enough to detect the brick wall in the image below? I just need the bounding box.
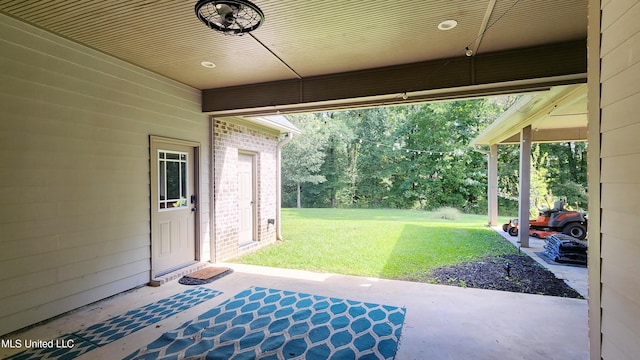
[213,118,279,261]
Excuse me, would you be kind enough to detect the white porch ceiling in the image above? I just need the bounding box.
[0,0,588,114]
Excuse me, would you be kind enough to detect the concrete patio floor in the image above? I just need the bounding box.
[1,261,588,360]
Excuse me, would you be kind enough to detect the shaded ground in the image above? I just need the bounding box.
[428,254,583,299]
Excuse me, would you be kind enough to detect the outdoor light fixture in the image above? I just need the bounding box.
[465,47,474,57]
[194,0,264,35]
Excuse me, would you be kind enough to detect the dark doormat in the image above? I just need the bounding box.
[535,252,587,267]
[178,267,233,285]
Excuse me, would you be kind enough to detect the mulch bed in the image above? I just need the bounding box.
[428,254,583,299]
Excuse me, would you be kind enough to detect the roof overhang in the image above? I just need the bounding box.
[471,84,587,146]
[249,115,301,134]
[215,115,301,134]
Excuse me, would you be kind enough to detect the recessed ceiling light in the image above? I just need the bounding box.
[200,61,216,68]
[437,19,458,31]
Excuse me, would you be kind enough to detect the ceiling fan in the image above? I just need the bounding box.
[194,0,265,35]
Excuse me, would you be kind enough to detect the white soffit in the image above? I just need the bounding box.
[471,84,587,146]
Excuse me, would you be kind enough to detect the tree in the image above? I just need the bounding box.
[496,142,588,216]
[539,142,588,209]
[313,112,353,207]
[341,108,404,207]
[393,99,500,210]
[281,114,327,208]
[278,96,584,214]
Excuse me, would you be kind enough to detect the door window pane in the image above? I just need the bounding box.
[166,152,180,160]
[181,162,187,200]
[158,150,188,210]
[166,161,180,200]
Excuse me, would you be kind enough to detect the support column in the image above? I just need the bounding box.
[518,126,532,248]
[488,144,499,226]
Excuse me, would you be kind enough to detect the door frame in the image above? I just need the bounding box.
[149,135,201,278]
[238,150,257,245]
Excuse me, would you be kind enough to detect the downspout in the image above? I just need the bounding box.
[210,116,218,262]
[276,132,294,240]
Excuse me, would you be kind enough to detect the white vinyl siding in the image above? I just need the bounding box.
[0,13,209,335]
[598,1,640,359]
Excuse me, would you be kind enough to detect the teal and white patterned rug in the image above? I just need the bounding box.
[6,286,222,360]
[125,286,406,359]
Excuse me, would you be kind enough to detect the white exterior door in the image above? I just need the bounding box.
[238,153,255,245]
[151,138,196,276]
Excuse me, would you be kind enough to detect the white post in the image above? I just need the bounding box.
[488,144,499,226]
[518,126,532,248]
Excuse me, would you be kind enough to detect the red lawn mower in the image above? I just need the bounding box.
[503,200,588,240]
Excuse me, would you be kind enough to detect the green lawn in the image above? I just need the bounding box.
[231,208,517,282]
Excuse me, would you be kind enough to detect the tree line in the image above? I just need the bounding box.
[281,99,587,214]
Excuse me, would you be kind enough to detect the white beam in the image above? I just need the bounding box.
[518,126,532,248]
[488,144,499,226]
